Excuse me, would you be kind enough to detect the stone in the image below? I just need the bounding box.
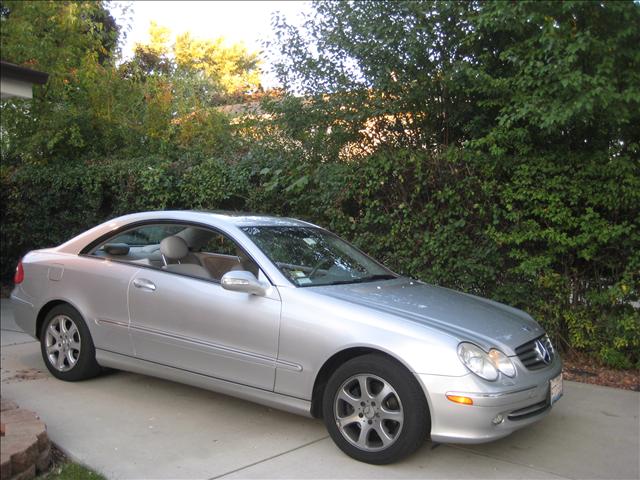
[2,421,45,440]
[0,402,51,480]
[9,464,35,480]
[35,445,50,474]
[36,431,49,453]
[0,411,39,425]
[8,436,38,476]
[1,422,47,455]
[0,451,11,480]
[0,435,36,460]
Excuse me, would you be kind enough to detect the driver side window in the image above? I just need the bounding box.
[196,232,260,279]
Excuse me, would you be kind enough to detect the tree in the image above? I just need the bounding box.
[0,1,119,73]
[0,1,124,163]
[174,31,261,97]
[267,0,640,366]
[0,9,261,164]
[120,22,262,151]
[267,1,477,156]
[124,22,261,99]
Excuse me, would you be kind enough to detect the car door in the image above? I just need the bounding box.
[81,224,186,356]
[68,256,137,357]
[127,225,281,391]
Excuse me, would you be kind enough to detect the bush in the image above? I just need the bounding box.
[2,147,637,369]
[1,0,638,370]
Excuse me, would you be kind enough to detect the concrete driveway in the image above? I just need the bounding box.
[1,299,638,480]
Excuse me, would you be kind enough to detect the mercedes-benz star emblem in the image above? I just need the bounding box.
[534,339,552,365]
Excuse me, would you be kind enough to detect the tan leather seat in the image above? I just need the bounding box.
[160,236,212,279]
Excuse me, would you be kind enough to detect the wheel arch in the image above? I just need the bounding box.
[310,346,428,419]
[36,299,82,339]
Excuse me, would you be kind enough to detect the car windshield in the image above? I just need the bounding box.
[241,226,397,287]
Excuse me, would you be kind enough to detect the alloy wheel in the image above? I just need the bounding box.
[45,314,81,372]
[333,373,404,452]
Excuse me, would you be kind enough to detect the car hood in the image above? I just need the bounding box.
[311,277,544,355]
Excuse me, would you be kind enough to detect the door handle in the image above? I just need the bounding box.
[133,278,156,291]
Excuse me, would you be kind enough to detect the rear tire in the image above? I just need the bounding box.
[40,304,102,381]
[322,353,430,464]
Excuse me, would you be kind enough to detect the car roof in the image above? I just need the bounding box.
[191,210,317,228]
[94,210,317,228]
[55,210,320,258]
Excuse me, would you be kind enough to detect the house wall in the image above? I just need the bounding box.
[0,77,33,99]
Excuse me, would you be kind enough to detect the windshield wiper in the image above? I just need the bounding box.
[355,274,397,283]
[322,274,397,286]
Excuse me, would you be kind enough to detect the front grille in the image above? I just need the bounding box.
[508,400,550,421]
[515,334,554,370]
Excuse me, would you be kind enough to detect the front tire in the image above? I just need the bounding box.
[322,353,430,464]
[40,304,101,381]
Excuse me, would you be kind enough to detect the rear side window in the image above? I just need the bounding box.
[108,225,183,247]
[88,223,261,282]
[89,224,187,267]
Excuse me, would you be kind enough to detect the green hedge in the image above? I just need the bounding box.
[1,148,638,369]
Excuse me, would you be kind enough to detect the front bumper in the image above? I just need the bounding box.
[417,355,562,444]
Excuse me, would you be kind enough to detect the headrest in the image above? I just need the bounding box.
[160,236,189,260]
[103,243,130,255]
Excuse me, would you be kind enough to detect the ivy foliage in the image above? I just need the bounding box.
[1,1,639,368]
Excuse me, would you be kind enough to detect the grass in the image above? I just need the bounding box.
[40,463,106,480]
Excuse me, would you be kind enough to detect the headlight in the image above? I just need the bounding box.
[457,343,498,381]
[457,343,516,381]
[488,348,516,377]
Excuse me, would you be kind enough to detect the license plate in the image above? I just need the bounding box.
[550,373,563,405]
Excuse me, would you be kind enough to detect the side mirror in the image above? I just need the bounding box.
[221,270,268,296]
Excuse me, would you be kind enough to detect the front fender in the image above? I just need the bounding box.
[274,286,467,400]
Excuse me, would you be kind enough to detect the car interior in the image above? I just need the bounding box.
[91,224,261,282]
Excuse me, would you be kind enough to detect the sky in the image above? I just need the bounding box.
[109,1,312,87]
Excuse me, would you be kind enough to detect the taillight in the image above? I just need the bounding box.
[14,260,24,284]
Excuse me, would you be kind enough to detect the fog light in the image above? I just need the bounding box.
[492,413,505,425]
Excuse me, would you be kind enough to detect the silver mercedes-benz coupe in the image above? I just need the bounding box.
[11,210,562,464]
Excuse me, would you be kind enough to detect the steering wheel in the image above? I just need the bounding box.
[309,258,332,278]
